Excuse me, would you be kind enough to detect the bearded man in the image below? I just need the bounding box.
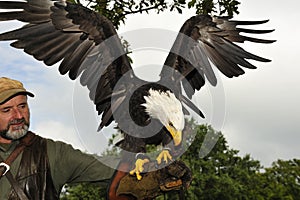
[0,77,115,199]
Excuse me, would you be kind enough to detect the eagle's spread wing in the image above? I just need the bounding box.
[0,0,275,126]
[161,15,275,100]
[0,0,136,129]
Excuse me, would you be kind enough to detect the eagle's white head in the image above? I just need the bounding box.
[142,89,184,146]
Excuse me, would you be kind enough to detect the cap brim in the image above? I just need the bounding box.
[0,89,34,104]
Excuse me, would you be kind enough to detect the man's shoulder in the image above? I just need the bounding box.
[29,132,78,154]
[45,137,78,153]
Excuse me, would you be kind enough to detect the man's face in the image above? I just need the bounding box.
[0,95,30,140]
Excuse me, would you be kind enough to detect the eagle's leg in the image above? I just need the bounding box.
[129,149,174,180]
[129,158,150,180]
[156,149,173,165]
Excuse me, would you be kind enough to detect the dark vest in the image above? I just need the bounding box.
[8,133,58,200]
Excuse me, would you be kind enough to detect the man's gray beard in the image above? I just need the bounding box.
[5,124,29,140]
[0,120,29,140]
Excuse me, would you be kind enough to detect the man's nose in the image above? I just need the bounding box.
[12,108,23,118]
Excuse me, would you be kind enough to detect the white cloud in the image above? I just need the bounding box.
[32,120,85,151]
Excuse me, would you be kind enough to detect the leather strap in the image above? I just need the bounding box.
[4,171,29,200]
[0,132,37,199]
[108,162,135,200]
[0,132,36,177]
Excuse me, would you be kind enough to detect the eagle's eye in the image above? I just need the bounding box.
[168,122,174,128]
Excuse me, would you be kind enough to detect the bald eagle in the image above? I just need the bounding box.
[0,0,274,186]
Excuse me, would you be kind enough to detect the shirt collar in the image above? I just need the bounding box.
[0,140,18,153]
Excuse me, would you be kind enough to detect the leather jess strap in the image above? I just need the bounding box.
[0,132,36,177]
[0,132,37,199]
[0,144,26,177]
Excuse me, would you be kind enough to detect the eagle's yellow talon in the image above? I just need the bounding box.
[156,149,173,165]
[130,158,150,180]
[129,169,135,176]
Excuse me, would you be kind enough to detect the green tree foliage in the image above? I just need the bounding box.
[259,159,300,200]
[60,183,107,200]
[69,0,240,28]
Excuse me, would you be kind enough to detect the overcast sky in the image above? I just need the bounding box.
[0,0,299,167]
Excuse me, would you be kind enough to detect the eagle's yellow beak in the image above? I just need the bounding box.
[166,125,182,146]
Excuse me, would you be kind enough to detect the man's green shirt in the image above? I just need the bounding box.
[0,136,115,199]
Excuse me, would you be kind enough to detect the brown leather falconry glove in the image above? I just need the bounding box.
[116,160,192,200]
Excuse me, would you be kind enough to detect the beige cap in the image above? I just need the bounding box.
[0,77,34,104]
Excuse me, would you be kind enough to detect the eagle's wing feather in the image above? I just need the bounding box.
[161,15,275,100]
[0,0,135,129]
